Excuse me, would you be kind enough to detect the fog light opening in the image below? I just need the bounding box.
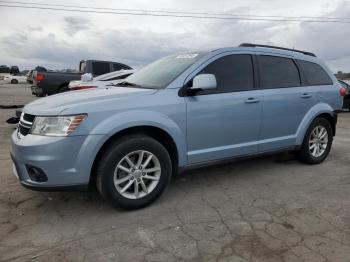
[26,165,48,182]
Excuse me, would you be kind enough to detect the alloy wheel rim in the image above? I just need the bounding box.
[114,150,161,199]
[309,126,328,158]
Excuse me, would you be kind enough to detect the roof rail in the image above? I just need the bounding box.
[239,43,316,57]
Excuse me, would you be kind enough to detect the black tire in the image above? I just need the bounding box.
[58,85,69,93]
[297,117,333,164]
[11,79,18,84]
[96,135,172,209]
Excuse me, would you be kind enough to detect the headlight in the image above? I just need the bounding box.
[30,115,87,136]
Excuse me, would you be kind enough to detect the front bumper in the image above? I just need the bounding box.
[11,131,105,191]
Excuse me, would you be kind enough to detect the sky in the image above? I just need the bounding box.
[0,0,350,72]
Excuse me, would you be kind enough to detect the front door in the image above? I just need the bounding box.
[185,54,263,164]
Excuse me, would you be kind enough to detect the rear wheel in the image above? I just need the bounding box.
[297,117,333,164]
[96,135,172,209]
[11,79,18,84]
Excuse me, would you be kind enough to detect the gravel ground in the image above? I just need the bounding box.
[1,85,350,262]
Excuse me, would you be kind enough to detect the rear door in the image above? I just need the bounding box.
[257,54,317,152]
[185,53,263,164]
[296,60,340,110]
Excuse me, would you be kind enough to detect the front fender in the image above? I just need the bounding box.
[296,103,336,145]
[90,110,187,166]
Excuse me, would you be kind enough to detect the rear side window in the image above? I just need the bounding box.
[259,56,300,89]
[92,62,110,75]
[199,54,254,92]
[297,60,333,86]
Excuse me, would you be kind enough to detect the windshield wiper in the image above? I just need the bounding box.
[115,81,140,87]
[110,81,158,89]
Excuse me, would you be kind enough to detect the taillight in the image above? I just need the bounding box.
[36,74,44,81]
[73,86,96,90]
[340,87,347,97]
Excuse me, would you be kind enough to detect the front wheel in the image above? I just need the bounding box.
[96,135,172,209]
[11,79,18,84]
[297,117,333,164]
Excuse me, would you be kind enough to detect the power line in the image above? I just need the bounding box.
[1,3,350,24]
[1,0,350,21]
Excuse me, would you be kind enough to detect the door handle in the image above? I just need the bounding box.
[245,97,260,104]
[300,93,312,99]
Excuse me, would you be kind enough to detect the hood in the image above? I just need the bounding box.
[24,86,157,115]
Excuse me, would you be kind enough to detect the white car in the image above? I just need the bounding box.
[4,74,27,84]
[69,70,135,90]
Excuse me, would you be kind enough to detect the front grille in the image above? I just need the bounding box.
[18,113,35,137]
[19,124,30,136]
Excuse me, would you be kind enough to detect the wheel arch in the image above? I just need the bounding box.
[296,103,337,145]
[316,113,336,136]
[90,125,180,185]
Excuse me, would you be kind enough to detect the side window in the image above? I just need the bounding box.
[92,62,110,75]
[198,54,254,93]
[259,56,300,88]
[297,60,333,86]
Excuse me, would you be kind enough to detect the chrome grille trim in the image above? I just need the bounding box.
[18,113,35,137]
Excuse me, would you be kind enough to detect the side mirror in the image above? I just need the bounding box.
[191,74,217,92]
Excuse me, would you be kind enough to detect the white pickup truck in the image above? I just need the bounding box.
[68,70,135,90]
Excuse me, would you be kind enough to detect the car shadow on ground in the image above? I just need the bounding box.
[17,152,298,214]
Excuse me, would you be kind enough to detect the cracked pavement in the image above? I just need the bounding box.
[1,84,350,262]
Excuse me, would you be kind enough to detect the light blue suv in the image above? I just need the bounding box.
[11,44,343,208]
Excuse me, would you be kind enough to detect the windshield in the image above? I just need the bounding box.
[124,52,207,89]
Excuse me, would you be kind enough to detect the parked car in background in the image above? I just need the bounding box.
[26,70,33,84]
[27,66,47,84]
[31,60,132,97]
[4,74,27,84]
[339,80,350,110]
[69,69,135,90]
[21,70,29,75]
[10,66,20,75]
[11,44,344,209]
[0,65,10,80]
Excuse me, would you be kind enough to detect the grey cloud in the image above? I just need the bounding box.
[2,33,28,52]
[26,25,43,32]
[63,16,91,36]
[277,1,350,71]
[0,32,93,69]
[1,1,350,72]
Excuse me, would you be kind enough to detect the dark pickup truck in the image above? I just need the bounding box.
[31,60,132,96]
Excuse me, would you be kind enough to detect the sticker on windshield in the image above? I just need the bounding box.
[176,54,198,59]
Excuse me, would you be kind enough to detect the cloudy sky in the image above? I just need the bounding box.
[0,0,350,72]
